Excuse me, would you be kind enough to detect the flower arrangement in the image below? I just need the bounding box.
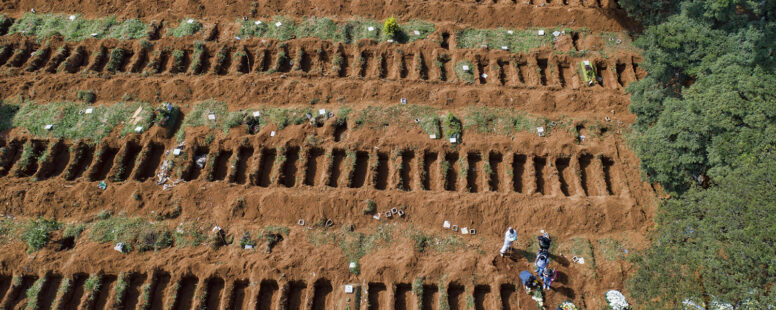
[605,290,631,310]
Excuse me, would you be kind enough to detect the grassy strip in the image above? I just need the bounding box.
[8,100,155,141]
[307,224,393,275]
[456,28,562,52]
[462,106,550,136]
[9,13,149,41]
[89,213,172,252]
[238,16,434,44]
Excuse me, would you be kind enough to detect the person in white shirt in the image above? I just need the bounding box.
[500,227,517,257]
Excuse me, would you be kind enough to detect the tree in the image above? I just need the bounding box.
[629,152,776,309]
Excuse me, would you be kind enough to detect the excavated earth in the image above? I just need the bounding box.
[0,2,655,310]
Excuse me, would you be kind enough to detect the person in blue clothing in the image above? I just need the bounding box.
[541,268,556,290]
[519,270,539,294]
[535,251,549,275]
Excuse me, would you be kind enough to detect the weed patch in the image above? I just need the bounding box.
[9,13,149,41]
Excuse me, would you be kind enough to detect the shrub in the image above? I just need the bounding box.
[362,200,377,214]
[169,18,202,37]
[383,17,399,39]
[77,90,96,103]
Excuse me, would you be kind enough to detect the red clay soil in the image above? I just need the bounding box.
[0,3,653,310]
[0,0,636,32]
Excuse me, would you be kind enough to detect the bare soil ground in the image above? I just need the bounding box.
[0,3,653,310]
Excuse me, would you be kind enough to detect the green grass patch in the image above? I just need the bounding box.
[63,223,87,241]
[455,60,475,83]
[456,28,557,52]
[9,100,155,141]
[89,214,172,252]
[83,274,101,301]
[237,16,433,44]
[173,222,206,248]
[21,217,61,253]
[25,277,46,310]
[560,237,597,276]
[307,224,393,275]
[442,112,462,139]
[76,90,96,103]
[168,18,202,37]
[114,272,128,307]
[9,13,149,41]
[597,238,626,261]
[462,106,549,136]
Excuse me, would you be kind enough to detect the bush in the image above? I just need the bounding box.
[77,90,96,103]
[383,17,399,39]
[22,218,61,253]
[362,200,377,214]
[169,18,202,37]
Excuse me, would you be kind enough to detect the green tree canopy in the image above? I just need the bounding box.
[629,152,776,308]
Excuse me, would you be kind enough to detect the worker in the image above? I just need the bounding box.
[538,232,551,252]
[541,268,556,290]
[519,270,539,294]
[535,252,549,275]
[500,227,517,257]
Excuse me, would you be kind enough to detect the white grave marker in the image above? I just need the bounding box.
[319,109,326,115]
[553,31,561,37]
[538,29,545,36]
[69,15,76,21]
[255,21,262,25]
[270,131,276,137]
[429,134,437,139]
[501,46,509,51]
[443,221,451,228]
[135,126,143,133]
[85,108,93,114]
[414,30,421,36]
[449,137,457,143]
[481,73,488,78]
[367,26,375,32]
[537,126,545,137]
[507,30,514,35]
[208,113,216,120]
[275,22,282,27]
[345,285,354,293]
[462,65,470,72]
[187,19,194,24]
[44,124,53,130]
[253,111,261,117]
[461,227,469,234]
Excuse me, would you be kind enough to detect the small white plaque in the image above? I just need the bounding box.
[187,19,194,24]
[275,22,282,27]
[270,131,276,137]
[319,109,326,115]
[367,26,375,32]
[255,21,262,25]
[69,15,76,21]
[345,285,354,293]
[538,30,545,36]
[443,221,451,228]
[44,124,53,130]
[461,227,469,234]
[553,31,561,37]
[414,30,420,35]
[85,108,93,114]
[462,65,470,71]
[481,73,488,78]
[429,134,437,139]
[449,137,457,143]
[208,113,216,120]
[253,111,261,117]
[349,262,357,268]
[135,126,143,133]
[507,30,514,34]
[501,46,508,50]
[173,148,181,156]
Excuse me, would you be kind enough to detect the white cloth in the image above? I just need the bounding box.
[500,229,517,254]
